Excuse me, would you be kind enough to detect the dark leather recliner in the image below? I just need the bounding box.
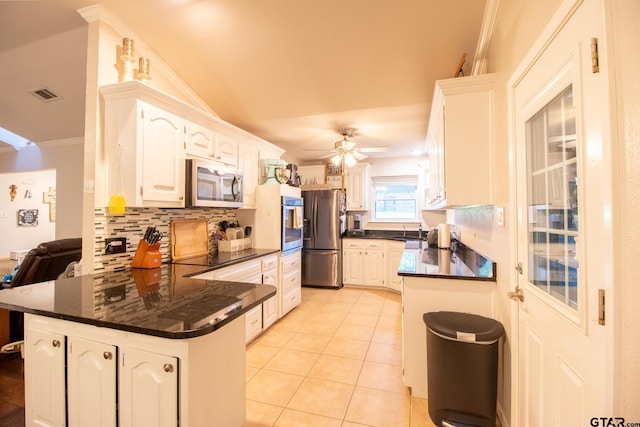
[4,238,82,342]
[7,237,82,288]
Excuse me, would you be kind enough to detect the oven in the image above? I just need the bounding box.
[281,196,304,253]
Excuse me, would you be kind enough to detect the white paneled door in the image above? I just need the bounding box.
[510,0,614,424]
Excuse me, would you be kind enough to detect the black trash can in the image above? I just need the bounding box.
[423,311,504,427]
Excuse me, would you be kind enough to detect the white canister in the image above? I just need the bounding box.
[437,223,451,248]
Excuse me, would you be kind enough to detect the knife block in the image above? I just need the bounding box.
[132,239,162,269]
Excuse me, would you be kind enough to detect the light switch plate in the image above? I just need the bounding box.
[496,206,505,227]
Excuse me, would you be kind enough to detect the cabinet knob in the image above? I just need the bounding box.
[163,363,174,373]
[52,339,61,348]
[103,351,113,360]
[178,195,184,200]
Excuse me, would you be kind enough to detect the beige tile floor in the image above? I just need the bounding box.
[243,286,438,427]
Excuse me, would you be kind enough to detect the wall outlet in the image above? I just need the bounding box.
[105,237,127,254]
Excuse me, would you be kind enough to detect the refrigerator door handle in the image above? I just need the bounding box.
[312,196,318,244]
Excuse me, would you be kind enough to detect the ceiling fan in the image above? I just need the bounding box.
[318,129,389,166]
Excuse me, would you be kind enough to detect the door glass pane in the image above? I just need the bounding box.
[525,85,578,309]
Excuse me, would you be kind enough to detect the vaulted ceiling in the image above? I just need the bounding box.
[0,0,487,162]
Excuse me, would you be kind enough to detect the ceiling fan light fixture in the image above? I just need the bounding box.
[331,154,342,165]
[344,153,356,167]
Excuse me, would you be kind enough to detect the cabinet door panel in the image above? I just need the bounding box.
[343,247,363,285]
[363,250,385,286]
[141,103,185,204]
[25,328,66,427]
[186,121,215,159]
[120,348,178,427]
[67,337,117,427]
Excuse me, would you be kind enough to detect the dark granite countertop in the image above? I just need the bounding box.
[398,240,496,281]
[0,261,276,339]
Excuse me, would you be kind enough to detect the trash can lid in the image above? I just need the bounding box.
[423,311,504,343]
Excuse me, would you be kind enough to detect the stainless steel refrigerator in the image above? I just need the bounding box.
[302,189,346,288]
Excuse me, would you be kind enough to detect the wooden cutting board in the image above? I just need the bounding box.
[170,219,209,260]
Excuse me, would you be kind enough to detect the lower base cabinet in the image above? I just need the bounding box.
[24,312,246,427]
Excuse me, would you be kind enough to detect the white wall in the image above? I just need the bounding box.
[0,141,84,256]
[0,169,56,257]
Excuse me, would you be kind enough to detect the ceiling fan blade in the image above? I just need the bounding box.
[353,152,368,160]
[357,146,389,153]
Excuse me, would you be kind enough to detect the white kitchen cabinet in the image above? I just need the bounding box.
[280,250,302,317]
[185,120,215,160]
[120,347,178,427]
[261,255,279,329]
[238,139,260,208]
[425,74,495,208]
[342,238,385,287]
[24,327,66,427]
[214,130,239,167]
[191,254,281,341]
[185,121,238,169]
[24,312,246,427]
[67,336,117,427]
[245,305,263,343]
[102,85,186,208]
[385,240,406,293]
[345,163,370,210]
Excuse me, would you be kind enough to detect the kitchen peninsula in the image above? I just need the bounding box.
[0,263,277,427]
[398,240,497,398]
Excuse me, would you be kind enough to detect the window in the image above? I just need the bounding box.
[372,176,418,221]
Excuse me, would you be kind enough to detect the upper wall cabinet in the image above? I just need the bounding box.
[185,123,239,169]
[102,84,187,208]
[425,74,495,209]
[346,163,370,211]
[102,82,283,209]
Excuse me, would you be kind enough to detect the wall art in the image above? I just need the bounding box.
[17,209,38,227]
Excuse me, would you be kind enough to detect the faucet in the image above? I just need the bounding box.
[402,224,406,237]
[418,224,423,240]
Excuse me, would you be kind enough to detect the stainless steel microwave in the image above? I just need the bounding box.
[186,159,243,208]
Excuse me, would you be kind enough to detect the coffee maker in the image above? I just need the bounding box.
[348,213,365,236]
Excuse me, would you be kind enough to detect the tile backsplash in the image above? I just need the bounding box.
[93,207,242,273]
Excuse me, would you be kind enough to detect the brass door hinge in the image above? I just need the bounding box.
[598,289,605,325]
[591,38,600,73]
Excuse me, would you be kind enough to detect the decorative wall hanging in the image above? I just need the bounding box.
[43,187,56,222]
[24,189,32,199]
[9,184,17,201]
[18,209,38,227]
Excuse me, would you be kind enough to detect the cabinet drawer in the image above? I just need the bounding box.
[282,287,301,316]
[282,268,301,293]
[363,241,383,250]
[245,305,263,342]
[261,255,278,271]
[343,240,363,249]
[281,252,301,272]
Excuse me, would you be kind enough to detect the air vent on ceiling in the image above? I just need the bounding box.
[30,87,61,102]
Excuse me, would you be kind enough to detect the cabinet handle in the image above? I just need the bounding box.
[163,364,174,373]
[52,339,61,348]
[103,351,113,360]
[178,195,184,200]
[251,319,259,326]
